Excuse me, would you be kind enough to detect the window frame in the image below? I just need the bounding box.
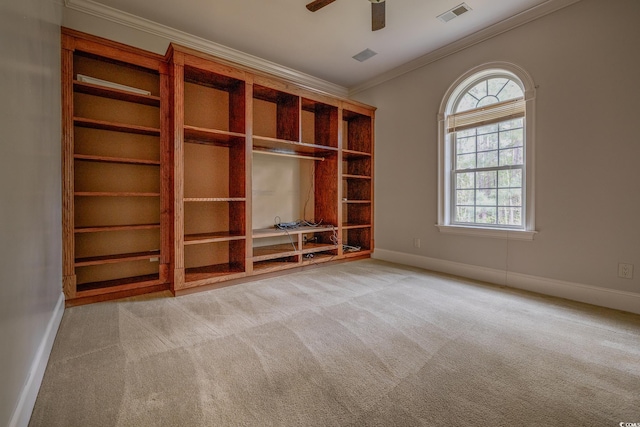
[437,62,537,240]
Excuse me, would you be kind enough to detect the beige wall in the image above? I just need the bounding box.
[0,0,63,425]
[63,6,171,55]
[353,0,640,296]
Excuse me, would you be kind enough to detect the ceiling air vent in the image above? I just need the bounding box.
[437,3,471,23]
[352,48,378,62]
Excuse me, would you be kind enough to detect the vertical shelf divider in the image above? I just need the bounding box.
[245,78,255,275]
[170,48,186,290]
[61,33,76,300]
[159,61,172,286]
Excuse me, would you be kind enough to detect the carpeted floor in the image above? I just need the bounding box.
[30,259,640,426]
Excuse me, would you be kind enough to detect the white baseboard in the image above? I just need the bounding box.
[373,249,640,315]
[9,292,65,427]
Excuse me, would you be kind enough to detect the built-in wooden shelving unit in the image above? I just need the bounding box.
[61,28,171,306]
[62,29,374,304]
[169,45,249,291]
[341,107,374,255]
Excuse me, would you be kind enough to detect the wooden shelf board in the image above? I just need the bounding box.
[253,135,337,156]
[301,243,338,255]
[184,263,245,283]
[342,249,372,259]
[301,97,338,111]
[343,174,372,180]
[252,225,336,239]
[301,252,337,265]
[342,149,372,159]
[183,197,246,202]
[74,117,160,136]
[184,67,244,92]
[252,85,294,103]
[342,223,372,230]
[76,274,162,297]
[74,80,160,106]
[252,259,301,274]
[184,232,245,245]
[252,244,298,262]
[74,154,160,166]
[75,250,160,267]
[75,223,160,233]
[251,241,337,262]
[184,125,246,146]
[75,192,160,197]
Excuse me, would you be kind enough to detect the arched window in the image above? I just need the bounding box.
[437,63,537,239]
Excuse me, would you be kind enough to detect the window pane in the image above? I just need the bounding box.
[456,206,475,223]
[498,188,522,207]
[456,94,478,113]
[457,153,476,169]
[456,136,476,154]
[498,207,522,226]
[477,132,498,151]
[456,189,475,205]
[476,189,496,206]
[488,78,508,96]
[477,123,499,135]
[456,172,475,189]
[499,147,523,166]
[476,171,497,188]
[477,150,498,168]
[498,169,522,188]
[499,118,523,131]
[497,80,523,101]
[469,81,487,100]
[457,128,476,138]
[476,207,497,224]
[499,129,523,149]
[477,96,500,108]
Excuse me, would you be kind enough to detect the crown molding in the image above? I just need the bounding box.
[349,0,583,96]
[64,0,349,98]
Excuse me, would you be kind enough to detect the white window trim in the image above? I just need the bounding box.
[435,224,537,240]
[437,62,537,240]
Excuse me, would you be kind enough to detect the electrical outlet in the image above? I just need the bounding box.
[413,238,421,248]
[618,263,633,279]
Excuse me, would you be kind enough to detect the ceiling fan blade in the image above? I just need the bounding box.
[371,1,385,31]
[306,0,336,12]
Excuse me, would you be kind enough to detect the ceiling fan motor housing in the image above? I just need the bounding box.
[307,0,386,31]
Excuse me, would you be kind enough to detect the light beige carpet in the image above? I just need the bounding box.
[30,260,640,426]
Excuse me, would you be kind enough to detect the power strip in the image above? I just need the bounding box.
[275,221,300,229]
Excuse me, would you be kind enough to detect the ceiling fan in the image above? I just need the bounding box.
[306,0,386,31]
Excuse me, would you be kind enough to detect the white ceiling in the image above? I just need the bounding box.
[70,0,575,91]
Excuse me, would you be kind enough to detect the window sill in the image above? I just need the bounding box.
[435,224,537,241]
